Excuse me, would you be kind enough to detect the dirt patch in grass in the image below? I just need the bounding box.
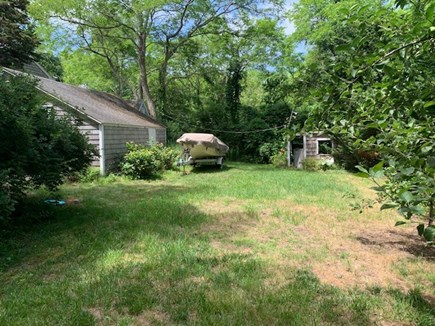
[196,198,435,293]
[355,228,435,261]
[86,306,170,325]
[86,307,105,323]
[310,219,434,290]
[134,309,170,326]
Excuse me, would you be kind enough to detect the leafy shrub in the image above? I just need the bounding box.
[270,149,287,168]
[67,167,100,183]
[320,160,337,171]
[156,144,178,170]
[0,75,96,221]
[79,167,101,183]
[302,158,320,171]
[0,175,15,221]
[259,142,284,163]
[120,142,177,179]
[332,144,380,172]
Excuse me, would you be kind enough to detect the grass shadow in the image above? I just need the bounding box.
[0,182,211,273]
[387,288,435,324]
[191,164,232,174]
[356,230,435,262]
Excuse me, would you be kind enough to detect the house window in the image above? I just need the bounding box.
[317,139,332,155]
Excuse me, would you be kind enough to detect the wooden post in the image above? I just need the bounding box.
[287,137,291,167]
[286,110,296,167]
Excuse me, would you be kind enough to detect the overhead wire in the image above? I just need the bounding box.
[160,112,288,134]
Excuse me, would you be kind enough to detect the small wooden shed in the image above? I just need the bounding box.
[290,132,334,168]
[3,67,166,175]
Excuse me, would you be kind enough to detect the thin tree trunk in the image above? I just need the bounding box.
[158,57,168,114]
[158,40,173,115]
[137,14,156,118]
[429,198,434,227]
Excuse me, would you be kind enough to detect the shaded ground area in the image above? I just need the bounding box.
[356,229,435,261]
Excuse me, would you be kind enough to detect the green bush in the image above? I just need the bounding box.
[320,160,337,171]
[156,145,178,170]
[0,171,15,220]
[259,142,285,164]
[270,150,287,168]
[301,158,320,171]
[120,142,177,179]
[79,167,101,183]
[0,75,96,221]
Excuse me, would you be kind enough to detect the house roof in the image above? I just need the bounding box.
[2,67,165,128]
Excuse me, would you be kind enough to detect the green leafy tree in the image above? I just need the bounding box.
[31,0,281,118]
[0,0,40,66]
[0,74,96,220]
[38,52,63,80]
[290,0,435,241]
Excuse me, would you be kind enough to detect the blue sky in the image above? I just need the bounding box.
[281,0,298,35]
[280,0,307,53]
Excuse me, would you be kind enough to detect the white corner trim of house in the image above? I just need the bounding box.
[99,124,106,176]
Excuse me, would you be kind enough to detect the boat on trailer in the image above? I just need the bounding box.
[176,133,229,168]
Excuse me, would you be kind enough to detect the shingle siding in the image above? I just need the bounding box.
[103,125,166,172]
[53,105,100,166]
[306,137,318,157]
[156,129,166,144]
[304,134,333,160]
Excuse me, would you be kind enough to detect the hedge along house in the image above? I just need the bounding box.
[3,67,166,175]
[289,132,334,168]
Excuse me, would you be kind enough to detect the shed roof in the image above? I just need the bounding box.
[2,67,164,128]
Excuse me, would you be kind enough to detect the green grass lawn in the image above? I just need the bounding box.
[1,162,434,325]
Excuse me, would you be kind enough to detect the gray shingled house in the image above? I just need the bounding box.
[3,67,166,175]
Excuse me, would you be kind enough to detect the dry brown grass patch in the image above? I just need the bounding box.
[194,198,435,293]
[86,306,170,326]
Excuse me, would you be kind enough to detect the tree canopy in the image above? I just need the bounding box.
[0,0,40,66]
[289,0,435,238]
[0,1,96,221]
[31,0,285,118]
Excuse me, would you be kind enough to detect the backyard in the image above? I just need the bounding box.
[0,162,434,325]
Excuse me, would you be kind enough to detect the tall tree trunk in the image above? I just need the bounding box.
[158,40,173,115]
[137,14,156,118]
[158,57,168,114]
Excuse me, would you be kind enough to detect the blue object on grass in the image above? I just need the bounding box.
[44,199,66,206]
